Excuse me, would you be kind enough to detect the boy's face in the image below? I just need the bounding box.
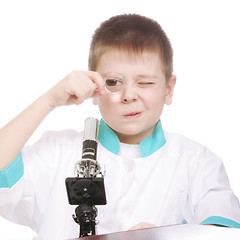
[95,49,176,144]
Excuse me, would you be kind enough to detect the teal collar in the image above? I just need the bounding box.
[98,119,166,158]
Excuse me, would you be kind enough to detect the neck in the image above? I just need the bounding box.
[112,124,157,145]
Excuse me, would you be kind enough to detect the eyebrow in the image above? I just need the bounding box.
[101,72,122,78]
[135,74,158,80]
[101,72,158,80]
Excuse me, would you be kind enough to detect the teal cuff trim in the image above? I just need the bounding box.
[98,119,166,157]
[0,152,24,188]
[200,216,240,228]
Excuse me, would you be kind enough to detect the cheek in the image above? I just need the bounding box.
[97,94,120,113]
[105,94,121,103]
[141,90,165,109]
[98,94,120,105]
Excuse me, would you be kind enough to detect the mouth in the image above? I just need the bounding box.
[124,112,141,119]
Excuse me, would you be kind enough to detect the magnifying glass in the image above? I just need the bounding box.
[104,73,125,94]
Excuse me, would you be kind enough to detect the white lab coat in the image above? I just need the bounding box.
[0,121,240,239]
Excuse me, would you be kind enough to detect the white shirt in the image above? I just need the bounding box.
[0,120,240,239]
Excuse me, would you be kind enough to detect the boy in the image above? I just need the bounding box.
[0,14,240,239]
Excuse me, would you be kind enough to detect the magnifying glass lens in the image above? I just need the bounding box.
[104,74,124,94]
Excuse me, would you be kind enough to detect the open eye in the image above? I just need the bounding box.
[104,73,124,94]
[105,78,123,93]
[105,78,123,87]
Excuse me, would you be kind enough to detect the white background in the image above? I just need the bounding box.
[0,0,240,239]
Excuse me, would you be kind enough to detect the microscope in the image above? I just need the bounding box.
[65,118,107,237]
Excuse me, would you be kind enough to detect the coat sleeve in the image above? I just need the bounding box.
[186,146,240,227]
[0,129,82,232]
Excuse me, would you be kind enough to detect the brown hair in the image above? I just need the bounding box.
[88,14,173,79]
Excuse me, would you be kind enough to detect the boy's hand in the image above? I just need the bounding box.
[46,70,105,109]
[128,222,157,231]
[0,70,105,169]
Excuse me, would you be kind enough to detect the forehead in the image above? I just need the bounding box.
[96,48,165,77]
[98,48,160,62]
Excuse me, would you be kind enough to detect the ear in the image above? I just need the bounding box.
[165,75,176,105]
[92,97,98,105]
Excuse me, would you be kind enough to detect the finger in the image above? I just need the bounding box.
[85,71,105,94]
[74,81,97,105]
[128,222,156,230]
[69,70,103,96]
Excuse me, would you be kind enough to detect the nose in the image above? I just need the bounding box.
[121,83,138,103]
